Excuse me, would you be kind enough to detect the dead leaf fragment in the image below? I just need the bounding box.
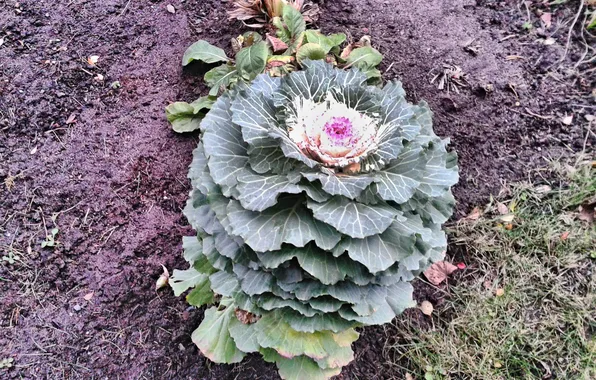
[420,301,434,316]
[495,288,505,297]
[494,361,503,368]
[166,4,175,14]
[155,265,170,290]
[561,115,573,125]
[424,261,458,286]
[465,207,481,221]
[497,203,509,215]
[66,113,77,124]
[235,308,259,324]
[540,13,552,28]
[83,292,94,301]
[266,34,288,53]
[87,55,99,66]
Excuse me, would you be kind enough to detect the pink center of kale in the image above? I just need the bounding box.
[323,117,354,144]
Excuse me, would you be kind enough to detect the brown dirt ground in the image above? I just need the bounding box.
[0,0,593,379]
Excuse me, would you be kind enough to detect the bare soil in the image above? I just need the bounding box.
[0,0,593,379]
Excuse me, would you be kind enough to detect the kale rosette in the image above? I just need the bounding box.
[172,60,458,379]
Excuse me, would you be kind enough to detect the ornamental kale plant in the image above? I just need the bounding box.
[170,59,459,379]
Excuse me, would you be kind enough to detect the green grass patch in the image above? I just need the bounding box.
[387,163,596,379]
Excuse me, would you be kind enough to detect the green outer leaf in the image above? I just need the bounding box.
[333,220,415,274]
[374,146,424,203]
[190,96,215,113]
[248,144,295,174]
[228,317,260,353]
[204,64,238,96]
[170,267,208,296]
[186,277,215,307]
[182,40,229,66]
[254,312,357,362]
[202,95,249,187]
[276,354,341,380]
[256,314,326,359]
[307,197,399,239]
[210,271,240,296]
[417,142,459,197]
[296,43,327,64]
[302,172,374,199]
[282,5,306,54]
[281,309,359,333]
[258,244,366,285]
[188,143,217,195]
[273,17,291,43]
[182,235,202,264]
[227,198,341,252]
[385,281,416,315]
[304,31,346,54]
[236,41,269,81]
[236,170,302,212]
[345,46,383,69]
[234,264,274,296]
[165,102,203,133]
[231,90,279,148]
[256,294,320,317]
[191,305,245,363]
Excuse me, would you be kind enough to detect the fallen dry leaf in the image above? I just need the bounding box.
[465,207,481,221]
[495,288,505,297]
[87,55,99,66]
[560,231,570,241]
[340,44,354,59]
[155,265,170,290]
[494,361,503,368]
[497,203,509,215]
[66,113,77,124]
[424,261,458,285]
[83,292,94,301]
[540,12,552,28]
[166,4,175,14]
[561,115,573,125]
[420,300,434,316]
[235,308,259,324]
[266,34,288,53]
